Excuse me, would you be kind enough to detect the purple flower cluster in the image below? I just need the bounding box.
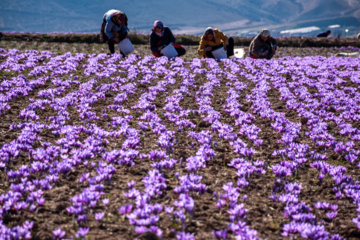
[1,47,360,239]
[239,57,356,239]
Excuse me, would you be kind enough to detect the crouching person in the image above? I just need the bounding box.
[197,27,234,58]
[100,9,129,55]
[249,29,277,60]
[149,20,186,58]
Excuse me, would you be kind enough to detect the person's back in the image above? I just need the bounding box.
[316,30,331,38]
[100,9,129,55]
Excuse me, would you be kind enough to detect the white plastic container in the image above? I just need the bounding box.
[117,38,135,56]
[161,44,178,59]
[212,47,227,60]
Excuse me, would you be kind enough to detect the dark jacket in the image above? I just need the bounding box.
[249,33,277,58]
[149,27,176,53]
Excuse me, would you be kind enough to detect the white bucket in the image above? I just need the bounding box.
[335,52,359,58]
[234,48,245,58]
[212,47,227,60]
[161,44,178,59]
[117,38,135,56]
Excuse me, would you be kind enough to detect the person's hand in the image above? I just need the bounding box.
[224,44,228,51]
[260,51,268,56]
[205,46,212,52]
[158,46,165,51]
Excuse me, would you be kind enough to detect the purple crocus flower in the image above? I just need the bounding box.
[102,198,109,206]
[127,181,136,188]
[213,229,227,240]
[76,227,89,238]
[52,227,66,239]
[22,221,34,230]
[176,231,195,240]
[326,211,337,220]
[37,197,45,205]
[95,212,105,222]
[118,204,133,214]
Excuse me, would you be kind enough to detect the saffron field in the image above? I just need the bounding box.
[1,42,360,240]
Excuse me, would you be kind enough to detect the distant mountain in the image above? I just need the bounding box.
[1,0,360,37]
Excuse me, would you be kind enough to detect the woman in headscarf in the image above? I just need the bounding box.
[249,29,277,60]
[197,27,234,58]
[100,9,129,54]
[149,20,186,57]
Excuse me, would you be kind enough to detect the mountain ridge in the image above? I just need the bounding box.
[1,0,359,37]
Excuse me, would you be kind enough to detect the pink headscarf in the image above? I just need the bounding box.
[153,20,164,30]
[152,20,165,37]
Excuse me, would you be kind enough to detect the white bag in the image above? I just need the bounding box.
[212,47,227,60]
[117,38,135,56]
[161,44,178,59]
